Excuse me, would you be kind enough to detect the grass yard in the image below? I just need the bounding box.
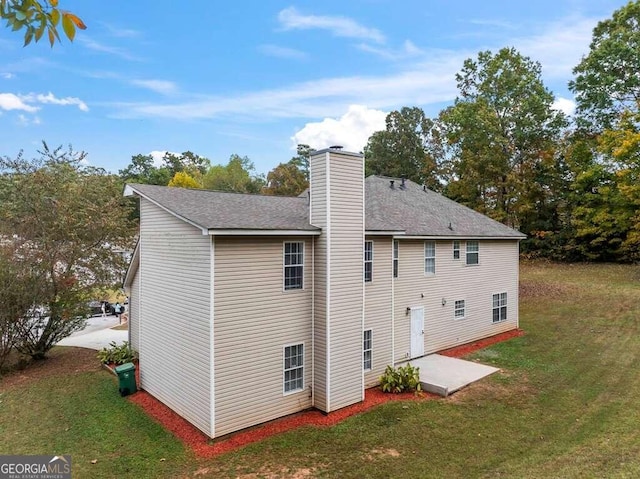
[1,262,640,478]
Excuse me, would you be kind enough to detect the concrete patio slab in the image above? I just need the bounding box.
[401,354,499,397]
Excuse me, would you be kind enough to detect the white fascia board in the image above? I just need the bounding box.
[124,185,208,234]
[395,235,525,240]
[208,229,321,236]
[365,231,405,236]
[123,240,140,291]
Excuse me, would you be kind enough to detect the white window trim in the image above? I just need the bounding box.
[393,240,399,279]
[283,241,304,291]
[492,292,507,323]
[363,329,373,371]
[364,240,373,283]
[424,241,436,276]
[454,299,466,320]
[283,342,305,395]
[453,240,460,260]
[466,240,479,266]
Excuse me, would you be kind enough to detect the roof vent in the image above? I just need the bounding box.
[448,222,453,230]
[390,180,395,189]
[423,185,426,192]
[329,145,343,150]
[400,176,406,189]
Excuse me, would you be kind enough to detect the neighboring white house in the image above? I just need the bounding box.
[123,147,525,438]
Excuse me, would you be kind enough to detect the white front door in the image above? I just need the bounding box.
[410,307,424,358]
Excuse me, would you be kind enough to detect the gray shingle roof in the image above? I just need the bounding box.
[127,177,525,238]
[127,184,318,231]
[365,176,525,238]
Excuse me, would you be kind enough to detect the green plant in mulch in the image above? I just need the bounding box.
[96,341,138,365]
[379,364,422,393]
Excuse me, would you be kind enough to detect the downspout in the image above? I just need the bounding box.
[311,237,315,406]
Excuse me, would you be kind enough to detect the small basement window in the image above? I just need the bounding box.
[454,300,465,319]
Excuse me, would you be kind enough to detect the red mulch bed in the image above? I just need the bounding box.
[125,328,524,458]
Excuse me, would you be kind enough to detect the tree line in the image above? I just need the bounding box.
[364,2,640,263]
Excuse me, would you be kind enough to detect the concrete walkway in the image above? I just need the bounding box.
[402,354,499,397]
[57,315,128,350]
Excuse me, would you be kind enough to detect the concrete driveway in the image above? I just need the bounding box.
[57,315,128,350]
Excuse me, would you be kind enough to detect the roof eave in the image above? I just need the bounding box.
[209,229,321,236]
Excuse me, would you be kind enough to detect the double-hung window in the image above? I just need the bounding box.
[284,344,304,393]
[466,241,479,265]
[363,330,372,371]
[454,300,465,319]
[492,293,507,323]
[364,241,373,282]
[284,242,304,290]
[424,241,435,275]
[453,240,460,260]
[393,240,399,278]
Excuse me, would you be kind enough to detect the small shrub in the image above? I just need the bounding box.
[380,364,422,393]
[97,341,138,365]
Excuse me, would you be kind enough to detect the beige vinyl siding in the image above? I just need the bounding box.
[138,199,212,436]
[310,158,328,411]
[129,268,140,352]
[393,239,519,362]
[325,154,364,410]
[214,236,313,437]
[364,236,393,387]
[310,150,364,412]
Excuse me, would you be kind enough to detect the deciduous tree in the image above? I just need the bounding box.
[0,143,135,360]
[439,48,567,235]
[0,0,85,46]
[570,1,640,131]
[202,154,265,193]
[263,161,308,196]
[364,107,440,189]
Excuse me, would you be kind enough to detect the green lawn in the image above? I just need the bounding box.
[1,262,640,478]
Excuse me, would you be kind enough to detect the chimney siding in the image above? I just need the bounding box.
[310,149,365,412]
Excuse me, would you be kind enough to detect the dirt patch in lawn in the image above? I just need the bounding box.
[446,369,536,405]
[519,281,577,299]
[439,329,524,358]
[364,448,401,460]
[233,466,318,479]
[0,347,100,391]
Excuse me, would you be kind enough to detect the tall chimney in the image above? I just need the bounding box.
[309,148,364,412]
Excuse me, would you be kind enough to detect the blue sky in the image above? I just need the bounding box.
[0,0,628,175]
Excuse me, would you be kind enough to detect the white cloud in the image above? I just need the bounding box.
[148,150,179,167]
[1,72,15,79]
[100,22,142,38]
[21,92,89,112]
[130,79,178,95]
[17,114,41,126]
[112,50,462,121]
[278,7,385,44]
[512,16,597,80]
[0,93,38,112]
[292,105,387,152]
[357,39,424,60]
[78,37,141,61]
[552,97,576,116]
[258,44,307,60]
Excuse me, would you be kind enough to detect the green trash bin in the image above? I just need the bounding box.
[115,362,137,397]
